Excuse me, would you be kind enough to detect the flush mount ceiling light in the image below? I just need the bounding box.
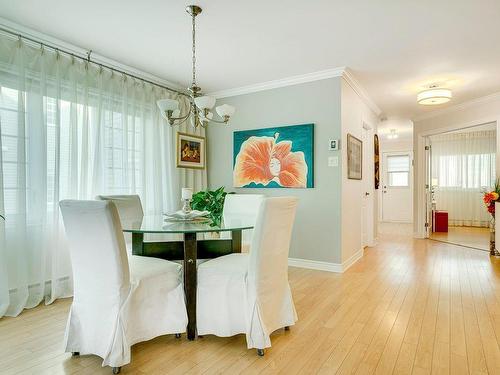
[417,87,452,105]
[156,5,235,128]
[387,129,399,139]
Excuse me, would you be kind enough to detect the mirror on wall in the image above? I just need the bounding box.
[427,122,496,251]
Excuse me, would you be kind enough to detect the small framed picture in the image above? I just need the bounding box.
[347,134,362,180]
[177,132,206,169]
[329,139,339,151]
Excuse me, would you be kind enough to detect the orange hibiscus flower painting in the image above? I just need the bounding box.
[233,124,314,188]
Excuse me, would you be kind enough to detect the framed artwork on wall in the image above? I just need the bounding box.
[347,133,362,180]
[176,132,206,169]
[374,134,380,189]
[233,123,314,188]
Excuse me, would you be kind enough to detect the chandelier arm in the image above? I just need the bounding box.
[169,114,192,127]
[169,110,192,122]
[174,116,192,127]
[205,117,229,125]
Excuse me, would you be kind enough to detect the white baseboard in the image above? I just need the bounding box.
[288,248,364,273]
[288,258,343,273]
[342,247,365,272]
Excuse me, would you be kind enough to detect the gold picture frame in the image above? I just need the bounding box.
[347,133,362,180]
[176,132,206,169]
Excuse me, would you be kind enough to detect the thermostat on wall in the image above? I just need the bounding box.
[329,139,340,151]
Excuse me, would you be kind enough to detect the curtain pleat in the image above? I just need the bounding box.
[0,33,206,317]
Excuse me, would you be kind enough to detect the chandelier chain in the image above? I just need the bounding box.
[191,12,196,87]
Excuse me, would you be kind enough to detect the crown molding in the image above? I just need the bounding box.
[0,17,185,92]
[209,66,346,99]
[209,66,382,117]
[412,90,500,122]
[341,68,382,116]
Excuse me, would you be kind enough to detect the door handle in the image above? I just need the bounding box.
[365,192,370,196]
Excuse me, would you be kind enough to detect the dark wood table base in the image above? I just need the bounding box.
[132,230,242,340]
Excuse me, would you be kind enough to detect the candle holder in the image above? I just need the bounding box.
[181,198,192,214]
[181,187,193,215]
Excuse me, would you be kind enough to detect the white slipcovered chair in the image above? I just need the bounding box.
[96,195,143,254]
[221,194,264,251]
[96,194,181,253]
[197,197,298,355]
[59,200,187,373]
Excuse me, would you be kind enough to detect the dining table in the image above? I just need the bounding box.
[122,215,254,340]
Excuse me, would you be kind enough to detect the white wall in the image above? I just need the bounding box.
[379,137,413,153]
[340,78,379,262]
[412,94,500,237]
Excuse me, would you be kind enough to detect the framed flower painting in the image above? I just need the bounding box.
[233,123,314,188]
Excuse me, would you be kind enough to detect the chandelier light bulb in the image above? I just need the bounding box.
[195,96,216,110]
[216,104,236,118]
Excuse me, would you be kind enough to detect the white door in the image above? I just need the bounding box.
[381,152,413,222]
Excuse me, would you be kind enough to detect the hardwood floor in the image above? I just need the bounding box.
[1,226,500,374]
[430,226,490,251]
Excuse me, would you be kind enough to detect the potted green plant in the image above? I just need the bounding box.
[191,186,231,230]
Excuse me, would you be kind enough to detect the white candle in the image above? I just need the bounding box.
[181,187,193,200]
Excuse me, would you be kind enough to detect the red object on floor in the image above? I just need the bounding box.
[433,210,448,232]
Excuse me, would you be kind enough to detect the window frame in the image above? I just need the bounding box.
[383,151,412,189]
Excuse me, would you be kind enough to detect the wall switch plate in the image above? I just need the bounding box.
[329,139,340,151]
[328,156,338,167]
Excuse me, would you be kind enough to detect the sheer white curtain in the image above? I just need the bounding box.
[0,34,206,317]
[431,129,496,227]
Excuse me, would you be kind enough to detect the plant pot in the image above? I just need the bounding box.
[490,217,500,256]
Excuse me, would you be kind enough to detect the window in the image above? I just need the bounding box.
[435,153,495,189]
[1,86,146,214]
[0,86,27,217]
[103,110,144,194]
[387,154,410,187]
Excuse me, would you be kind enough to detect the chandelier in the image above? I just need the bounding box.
[156,5,235,128]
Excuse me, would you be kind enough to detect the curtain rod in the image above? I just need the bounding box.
[0,26,188,97]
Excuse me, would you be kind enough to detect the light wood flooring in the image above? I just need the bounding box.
[430,226,490,251]
[1,226,500,374]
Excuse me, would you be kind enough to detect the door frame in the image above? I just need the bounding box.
[379,150,414,223]
[361,122,376,247]
[415,117,500,238]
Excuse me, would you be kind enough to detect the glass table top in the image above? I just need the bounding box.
[122,215,254,234]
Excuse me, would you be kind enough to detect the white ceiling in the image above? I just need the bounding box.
[1,0,500,119]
